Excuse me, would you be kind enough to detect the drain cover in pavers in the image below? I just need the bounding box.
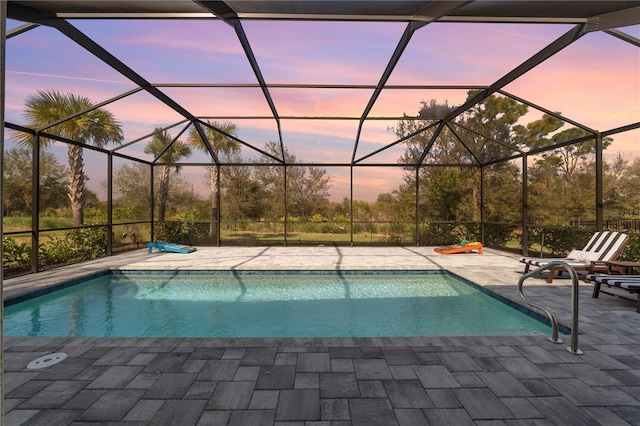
[27,353,68,369]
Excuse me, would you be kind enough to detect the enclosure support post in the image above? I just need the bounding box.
[149,163,155,241]
[283,165,288,247]
[106,153,113,256]
[31,133,41,273]
[522,154,529,256]
[1,1,7,418]
[350,165,354,246]
[480,166,485,244]
[216,164,221,247]
[595,132,603,231]
[415,166,420,246]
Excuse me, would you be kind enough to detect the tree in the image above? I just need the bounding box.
[221,156,268,220]
[144,128,192,222]
[372,193,398,221]
[604,154,640,216]
[524,130,614,226]
[288,165,332,217]
[111,161,201,222]
[425,168,474,221]
[3,146,68,216]
[527,155,565,224]
[392,100,479,222]
[550,128,612,183]
[12,90,123,226]
[482,162,522,223]
[391,95,573,224]
[462,93,537,163]
[112,162,152,210]
[254,141,332,219]
[187,120,239,239]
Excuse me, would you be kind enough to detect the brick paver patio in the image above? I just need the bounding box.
[3,247,640,425]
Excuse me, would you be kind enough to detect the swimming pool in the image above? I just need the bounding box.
[4,271,556,337]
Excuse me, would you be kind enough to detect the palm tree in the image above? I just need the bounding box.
[13,90,123,226]
[144,128,192,222]
[187,120,239,240]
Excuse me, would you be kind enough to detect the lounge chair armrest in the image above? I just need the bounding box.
[589,261,608,274]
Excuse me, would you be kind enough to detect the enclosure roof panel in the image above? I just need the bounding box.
[6,1,640,167]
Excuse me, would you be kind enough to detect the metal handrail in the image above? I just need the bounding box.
[518,261,582,355]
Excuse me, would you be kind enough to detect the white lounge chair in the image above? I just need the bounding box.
[520,231,629,283]
[587,273,640,312]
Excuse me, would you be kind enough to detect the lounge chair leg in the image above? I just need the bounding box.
[592,282,601,298]
[546,267,556,283]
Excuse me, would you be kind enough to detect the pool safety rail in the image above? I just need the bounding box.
[518,261,582,355]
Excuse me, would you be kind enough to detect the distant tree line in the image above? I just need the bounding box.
[389,92,639,227]
[4,89,639,232]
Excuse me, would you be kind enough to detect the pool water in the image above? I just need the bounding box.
[4,272,552,337]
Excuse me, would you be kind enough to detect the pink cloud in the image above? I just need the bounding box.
[604,130,640,161]
[352,167,406,201]
[161,87,274,117]
[113,21,242,55]
[6,18,637,166]
[500,30,638,128]
[243,20,405,84]
[270,88,374,116]
[311,166,406,202]
[4,72,134,124]
[389,23,572,86]
[369,89,469,117]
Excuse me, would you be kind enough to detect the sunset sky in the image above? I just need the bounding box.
[3,17,639,201]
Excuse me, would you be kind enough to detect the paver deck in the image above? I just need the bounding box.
[3,247,640,425]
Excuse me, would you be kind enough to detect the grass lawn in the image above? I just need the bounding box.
[3,216,75,232]
[220,230,399,245]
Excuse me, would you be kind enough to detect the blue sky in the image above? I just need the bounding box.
[4,18,639,201]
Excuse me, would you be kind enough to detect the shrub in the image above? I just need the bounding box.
[389,222,410,235]
[155,221,191,245]
[39,225,108,265]
[299,222,320,233]
[526,227,593,256]
[310,214,327,222]
[2,236,31,267]
[419,222,480,246]
[619,235,640,262]
[352,222,363,234]
[154,213,209,245]
[483,223,517,247]
[66,226,108,259]
[381,233,407,245]
[113,205,148,222]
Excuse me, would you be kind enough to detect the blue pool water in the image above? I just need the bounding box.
[4,271,553,337]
